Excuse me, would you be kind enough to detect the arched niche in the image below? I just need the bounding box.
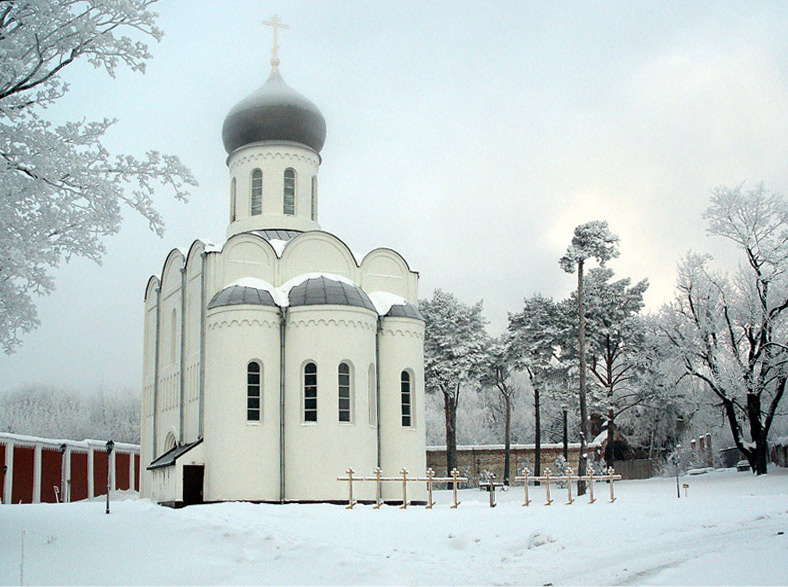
[280,232,357,283]
[360,248,413,299]
[144,275,160,307]
[185,239,207,280]
[160,249,185,299]
[218,234,277,287]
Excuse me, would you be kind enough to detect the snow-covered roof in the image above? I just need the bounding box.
[147,438,202,470]
[207,279,278,310]
[368,291,424,320]
[209,273,389,314]
[289,276,376,312]
[0,432,139,453]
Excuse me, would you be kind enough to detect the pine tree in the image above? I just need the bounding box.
[421,289,488,475]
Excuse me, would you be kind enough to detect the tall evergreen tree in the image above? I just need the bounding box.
[559,220,619,492]
[508,294,566,476]
[421,289,488,475]
[563,268,649,466]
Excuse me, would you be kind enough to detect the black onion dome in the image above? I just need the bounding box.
[289,277,375,312]
[222,70,326,154]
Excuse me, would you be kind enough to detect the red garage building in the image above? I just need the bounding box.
[0,433,139,504]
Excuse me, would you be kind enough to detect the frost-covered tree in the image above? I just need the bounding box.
[559,220,619,492]
[508,294,567,476]
[572,268,649,467]
[421,289,488,474]
[624,315,689,458]
[0,385,140,442]
[0,0,196,353]
[480,333,520,484]
[662,184,788,474]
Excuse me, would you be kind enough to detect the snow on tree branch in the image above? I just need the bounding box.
[0,0,196,353]
[559,220,620,274]
[662,184,788,474]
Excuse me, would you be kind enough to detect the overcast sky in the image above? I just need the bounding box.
[3,0,788,393]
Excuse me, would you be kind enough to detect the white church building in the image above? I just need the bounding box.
[140,24,426,506]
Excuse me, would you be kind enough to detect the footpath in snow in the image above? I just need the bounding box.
[1,468,787,585]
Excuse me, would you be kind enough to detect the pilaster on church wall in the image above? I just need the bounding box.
[155,250,185,455]
[140,276,160,481]
[183,242,206,443]
[378,316,427,500]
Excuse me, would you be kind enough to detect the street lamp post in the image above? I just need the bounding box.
[105,440,114,514]
[562,405,568,461]
[59,443,67,503]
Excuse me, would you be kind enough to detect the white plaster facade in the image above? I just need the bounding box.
[140,60,426,505]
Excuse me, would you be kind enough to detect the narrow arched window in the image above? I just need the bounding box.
[284,168,296,215]
[251,169,262,215]
[247,361,261,422]
[230,177,237,222]
[338,362,351,423]
[368,363,377,426]
[304,362,317,422]
[311,176,318,221]
[401,371,412,427]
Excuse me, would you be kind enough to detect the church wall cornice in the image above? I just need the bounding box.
[380,327,425,339]
[208,317,280,330]
[288,317,376,331]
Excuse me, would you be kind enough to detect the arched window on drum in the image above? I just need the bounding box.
[250,169,262,215]
[401,370,413,427]
[247,361,262,422]
[304,362,317,422]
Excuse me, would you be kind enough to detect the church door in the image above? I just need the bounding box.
[182,465,204,505]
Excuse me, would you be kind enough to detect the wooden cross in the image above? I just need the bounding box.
[399,468,409,509]
[606,467,622,502]
[425,468,436,509]
[543,468,553,505]
[478,473,504,508]
[586,467,596,504]
[262,14,289,70]
[372,467,383,509]
[564,467,573,505]
[450,468,462,509]
[516,468,532,507]
[343,468,357,509]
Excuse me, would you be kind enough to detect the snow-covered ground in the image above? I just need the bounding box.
[1,468,787,585]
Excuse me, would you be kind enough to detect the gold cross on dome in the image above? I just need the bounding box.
[262,14,289,70]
